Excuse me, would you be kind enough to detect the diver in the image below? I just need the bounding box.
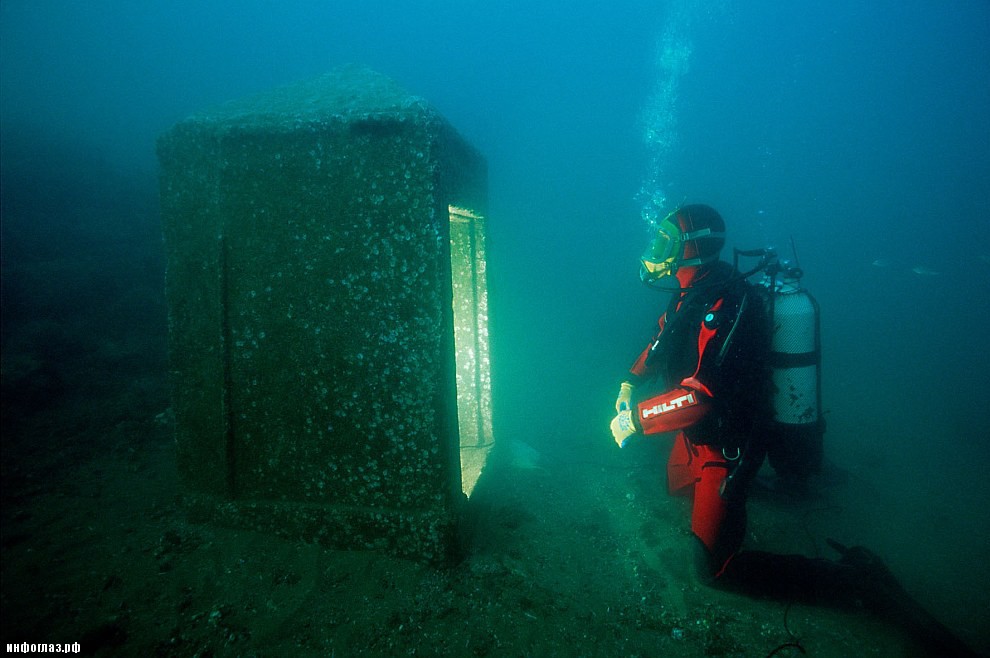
[609,204,977,657]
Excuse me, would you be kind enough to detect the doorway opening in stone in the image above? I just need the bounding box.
[448,205,493,498]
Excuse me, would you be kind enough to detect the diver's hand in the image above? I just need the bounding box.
[610,409,637,448]
[614,381,635,413]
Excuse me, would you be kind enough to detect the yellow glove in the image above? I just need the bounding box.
[614,381,635,413]
[610,409,637,448]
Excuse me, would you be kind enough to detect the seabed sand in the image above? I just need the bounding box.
[6,398,981,657]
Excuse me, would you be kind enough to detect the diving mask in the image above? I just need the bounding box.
[639,214,682,282]
[639,209,726,283]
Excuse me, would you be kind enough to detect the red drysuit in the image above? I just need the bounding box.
[626,262,769,570]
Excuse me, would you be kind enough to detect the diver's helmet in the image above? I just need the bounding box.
[640,204,726,283]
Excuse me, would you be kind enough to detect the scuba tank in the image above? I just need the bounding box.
[760,254,824,481]
[656,242,826,483]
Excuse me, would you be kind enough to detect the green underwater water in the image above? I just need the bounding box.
[1,125,988,658]
[2,2,989,652]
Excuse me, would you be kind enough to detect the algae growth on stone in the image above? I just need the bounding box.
[158,66,490,561]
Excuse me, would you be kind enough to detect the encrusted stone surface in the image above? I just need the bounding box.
[158,66,486,561]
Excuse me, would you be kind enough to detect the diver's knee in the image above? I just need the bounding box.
[690,536,721,587]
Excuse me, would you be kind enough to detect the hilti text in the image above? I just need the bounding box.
[641,392,696,419]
